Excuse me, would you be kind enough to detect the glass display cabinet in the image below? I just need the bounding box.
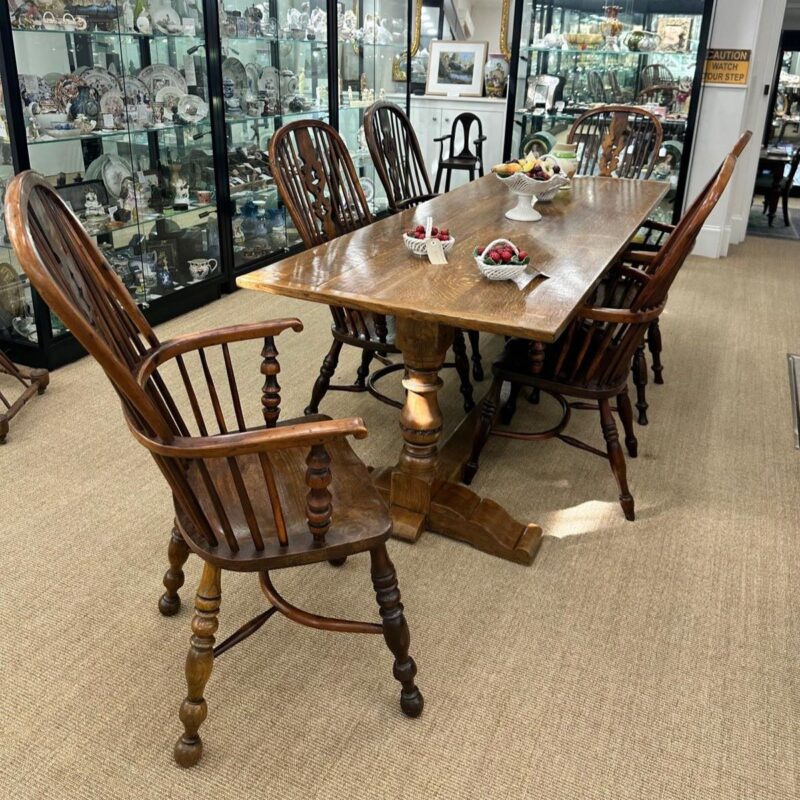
[0,0,224,366]
[505,0,714,223]
[337,0,409,216]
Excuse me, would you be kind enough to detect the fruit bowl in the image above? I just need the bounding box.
[496,171,570,221]
[473,238,530,281]
[402,223,455,258]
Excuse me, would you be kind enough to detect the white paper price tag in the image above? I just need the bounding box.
[426,238,447,265]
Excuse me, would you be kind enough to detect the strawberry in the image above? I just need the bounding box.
[431,227,439,236]
[438,233,448,241]
[501,251,512,263]
[476,246,484,255]
[415,224,425,234]
[488,250,500,262]
[415,232,425,239]
[518,250,528,260]
[439,228,449,237]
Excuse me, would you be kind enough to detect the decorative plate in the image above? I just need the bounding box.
[118,75,149,104]
[81,67,118,96]
[54,75,85,112]
[258,65,279,94]
[85,154,109,182]
[138,63,188,95]
[152,5,182,34]
[177,93,208,123]
[101,154,133,197]
[360,176,375,203]
[0,262,24,317]
[155,85,183,110]
[42,72,64,89]
[12,316,37,343]
[222,57,247,99]
[99,89,125,116]
[245,62,260,93]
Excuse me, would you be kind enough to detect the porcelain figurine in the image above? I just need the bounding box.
[122,0,134,30]
[172,177,190,210]
[84,189,106,217]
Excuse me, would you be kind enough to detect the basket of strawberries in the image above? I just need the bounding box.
[402,223,455,258]
[492,154,570,222]
[473,239,530,281]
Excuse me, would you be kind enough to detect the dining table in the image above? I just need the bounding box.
[238,174,669,565]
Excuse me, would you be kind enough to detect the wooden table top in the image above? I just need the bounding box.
[238,175,668,343]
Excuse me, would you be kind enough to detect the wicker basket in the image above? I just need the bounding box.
[474,239,530,281]
[496,170,570,221]
[402,233,456,259]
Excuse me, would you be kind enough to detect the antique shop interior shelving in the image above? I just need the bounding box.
[0,0,413,367]
[503,0,715,225]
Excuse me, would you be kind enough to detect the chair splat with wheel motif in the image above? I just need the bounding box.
[6,171,424,768]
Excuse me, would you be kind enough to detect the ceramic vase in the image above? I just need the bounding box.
[484,55,509,98]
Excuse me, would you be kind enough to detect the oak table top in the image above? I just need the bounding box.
[238,174,668,564]
[238,175,669,343]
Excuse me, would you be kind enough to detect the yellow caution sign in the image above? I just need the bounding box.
[702,49,751,86]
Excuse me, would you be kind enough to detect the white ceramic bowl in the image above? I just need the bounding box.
[496,171,570,221]
[402,233,455,258]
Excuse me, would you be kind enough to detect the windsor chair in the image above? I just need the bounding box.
[620,131,752,424]
[640,64,676,90]
[754,146,800,226]
[433,112,487,192]
[567,105,664,180]
[587,70,608,103]
[6,170,424,768]
[463,148,742,520]
[0,350,48,443]
[270,119,475,412]
[364,101,484,381]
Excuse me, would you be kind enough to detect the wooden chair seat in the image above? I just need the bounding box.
[178,416,390,571]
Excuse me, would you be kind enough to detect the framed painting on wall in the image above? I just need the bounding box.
[426,40,488,97]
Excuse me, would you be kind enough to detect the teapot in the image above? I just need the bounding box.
[624,29,661,52]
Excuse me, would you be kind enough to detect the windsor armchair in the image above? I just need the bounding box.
[433,112,487,192]
[6,170,423,768]
[270,119,475,412]
[640,64,676,90]
[364,101,483,381]
[620,131,752,424]
[567,105,664,180]
[463,149,742,520]
[0,350,48,443]
[587,70,608,103]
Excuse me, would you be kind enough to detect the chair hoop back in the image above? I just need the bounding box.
[364,101,434,212]
[567,105,664,179]
[269,119,373,248]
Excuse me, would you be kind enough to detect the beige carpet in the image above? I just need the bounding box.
[1,235,798,799]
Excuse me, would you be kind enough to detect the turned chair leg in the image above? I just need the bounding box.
[452,330,475,412]
[463,376,503,485]
[648,320,664,385]
[467,330,484,381]
[175,562,221,768]
[160,527,191,616]
[355,349,374,389]
[783,192,790,227]
[616,387,638,458]
[0,415,8,444]
[599,399,635,521]
[632,344,649,426]
[370,543,423,718]
[434,164,444,193]
[305,338,343,415]
[500,382,522,425]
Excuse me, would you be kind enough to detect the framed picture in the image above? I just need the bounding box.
[426,40,488,97]
[656,16,694,53]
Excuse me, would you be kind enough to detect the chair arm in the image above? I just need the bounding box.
[433,134,453,143]
[128,416,369,460]
[620,250,657,267]
[396,194,439,210]
[138,318,303,377]
[580,302,664,325]
[640,219,675,235]
[474,135,488,143]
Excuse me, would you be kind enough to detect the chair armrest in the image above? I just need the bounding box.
[128,416,368,459]
[580,301,664,325]
[433,134,453,143]
[621,250,657,267]
[474,136,488,143]
[640,219,675,234]
[138,318,303,376]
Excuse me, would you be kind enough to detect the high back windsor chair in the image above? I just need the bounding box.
[640,63,676,90]
[363,101,484,382]
[587,70,608,103]
[270,119,476,411]
[433,111,487,192]
[363,101,437,212]
[567,105,664,180]
[6,170,424,768]
[463,148,743,521]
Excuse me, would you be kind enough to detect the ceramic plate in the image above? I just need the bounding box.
[360,176,375,203]
[101,154,133,197]
[99,89,124,116]
[177,93,208,123]
[54,75,85,111]
[81,67,118,96]
[245,62,260,93]
[138,63,188,95]
[152,6,182,34]
[0,262,24,317]
[85,154,109,182]
[118,75,149,103]
[258,65,279,94]
[155,86,183,110]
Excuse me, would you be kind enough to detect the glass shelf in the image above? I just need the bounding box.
[28,121,210,146]
[11,27,205,42]
[529,46,700,58]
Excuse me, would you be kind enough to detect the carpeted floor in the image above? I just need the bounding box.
[746,202,800,240]
[1,235,799,800]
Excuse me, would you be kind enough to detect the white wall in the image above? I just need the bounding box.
[688,0,788,257]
